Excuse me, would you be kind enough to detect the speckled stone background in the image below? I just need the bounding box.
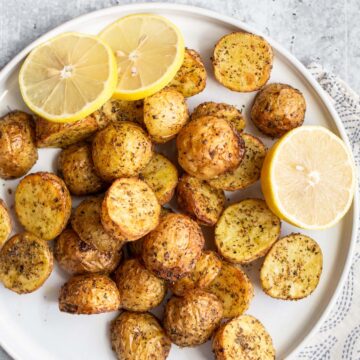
[0,1,359,359]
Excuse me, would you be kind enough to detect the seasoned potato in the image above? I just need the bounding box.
[54,228,122,275]
[170,251,222,296]
[92,122,153,181]
[100,99,144,125]
[114,258,166,312]
[0,111,38,179]
[208,134,266,191]
[215,199,280,264]
[177,174,225,226]
[140,153,178,205]
[177,116,245,180]
[164,289,223,347]
[143,88,189,143]
[15,172,71,241]
[213,314,275,360]
[0,200,11,248]
[111,311,171,360]
[72,197,124,252]
[167,48,207,97]
[142,213,204,281]
[191,102,246,133]
[57,142,106,196]
[206,262,253,318]
[260,233,323,300]
[0,232,53,294]
[101,178,161,241]
[251,83,306,137]
[212,32,273,92]
[59,274,120,314]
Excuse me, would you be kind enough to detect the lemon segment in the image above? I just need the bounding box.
[261,126,356,229]
[19,32,118,123]
[99,14,185,100]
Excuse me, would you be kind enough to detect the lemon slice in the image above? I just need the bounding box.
[19,32,118,122]
[261,126,356,229]
[99,14,185,100]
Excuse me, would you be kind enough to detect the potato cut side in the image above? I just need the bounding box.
[208,134,266,191]
[0,200,12,248]
[260,233,323,300]
[213,314,275,360]
[215,199,281,264]
[212,32,273,92]
[0,232,53,294]
[140,153,178,205]
[206,262,253,318]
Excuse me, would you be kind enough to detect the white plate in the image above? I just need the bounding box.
[0,3,358,360]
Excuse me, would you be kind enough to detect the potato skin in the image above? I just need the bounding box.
[177,116,245,180]
[164,289,223,347]
[144,88,189,143]
[0,232,53,294]
[114,258,166,312]
[59,274,120,314]
[100,99,144,125]
[251,83,306,137]
[111,311,171,360]
[0,199,12,248]
[0,111,38,179]
[58,142,106,196]
[92,122,153,181]
[142,213,204,281]
[15,172,71,241]
[54,228,122,275]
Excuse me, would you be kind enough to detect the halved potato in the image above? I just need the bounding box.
[100,99,144,125]
[260,233,323,300]
[140,153,178,205]
[213,314,275,360]
[212,32,273,92]
[15,172,71,241]
[59,274,120,314]
[167,48,207,97]
[0,200,11,248]
[101,178,161,241]
[206,262,253,318]
[215,199,281,264]
[0,232,53,294]
[208,134,266,191]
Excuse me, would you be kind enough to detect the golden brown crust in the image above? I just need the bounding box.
[0,111,38,179]
[100,99,144,125]
[0,199,11,248]
[251,83,306,137]
[177,116,245,180]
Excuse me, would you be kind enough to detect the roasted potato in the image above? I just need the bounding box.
[212,32,273,92]
[100,99,144,125]
[0,111,38,179]
[251,83,306,137]
[176,174,225,226]
[143,88,189,143]
[72,197,124,252]
[208,134,266,191]
[101,178,161,241]
[177,116,245,180]
[111,311,171,360]
[0,200,11,248]
[0,232,53,294]
[260,233,323,300]
[57,142,106,196]
[54,228,122,275]
[213,314,275,360]
[92,122,153,181]
[59,274,120,314]
[142,213,204,281]
[114,258,166,312]
[206,262,253,318]
[15,172,71,241]
[167,48,207,97]
[215,199,281,264]
[139,153,178,205]
[191,102,245,133]
[164,289,223,347]
[170,250,222,296]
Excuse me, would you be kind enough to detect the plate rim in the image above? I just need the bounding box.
[0,2,358,359]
